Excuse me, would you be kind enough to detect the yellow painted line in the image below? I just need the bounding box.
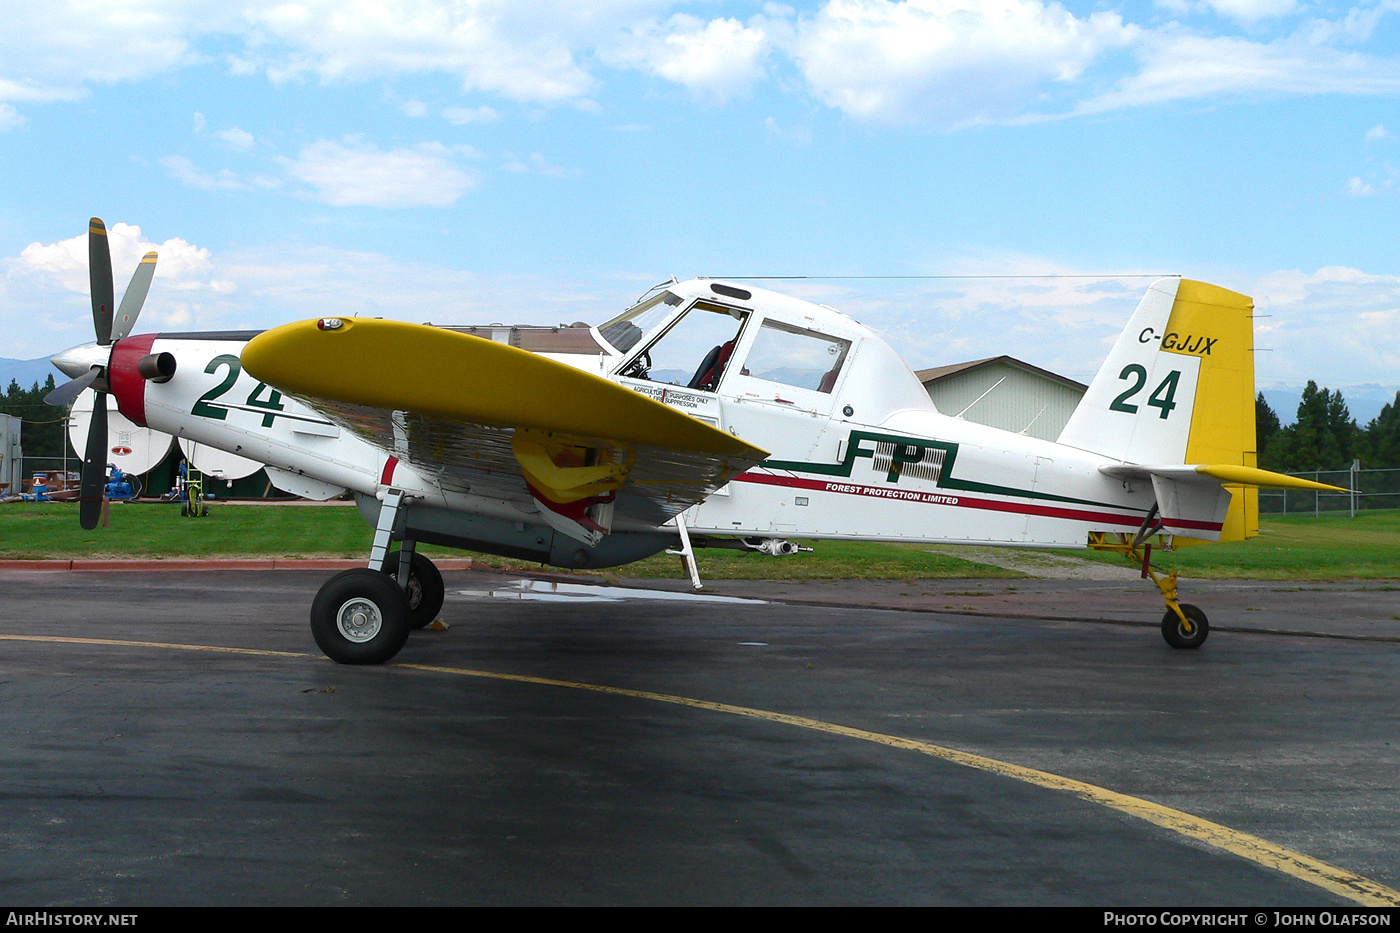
[6,633,1397,905]
[401,663,1400,906]
[0,634,308,660]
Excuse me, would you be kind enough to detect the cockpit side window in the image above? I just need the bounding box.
[739,321,851,394]
[619,300,749,391]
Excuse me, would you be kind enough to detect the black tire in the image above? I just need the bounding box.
[311,568,410,664]
[381,551,444,630]
[1162,603,1209,649]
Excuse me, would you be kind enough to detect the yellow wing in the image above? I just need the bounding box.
[242,318,768,529]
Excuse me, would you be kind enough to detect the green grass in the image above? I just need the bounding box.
[0,502,377,560]
[1051,509,1400,581]
[2,501,1397,581]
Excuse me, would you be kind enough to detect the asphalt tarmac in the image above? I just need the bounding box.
[1,567,1398,906]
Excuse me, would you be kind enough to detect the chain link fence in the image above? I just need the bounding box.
[12,435,1399,516]
[1257,465,1400,515]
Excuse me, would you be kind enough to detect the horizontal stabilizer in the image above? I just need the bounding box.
[1100,463,1346,492]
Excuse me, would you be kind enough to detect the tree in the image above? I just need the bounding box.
[0,375,67,462]
[1366,391,1400,469]
[1256,393,1280,458]
[1260,382,1363,472]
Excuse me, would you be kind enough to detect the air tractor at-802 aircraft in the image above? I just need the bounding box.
[47,218,1341,664]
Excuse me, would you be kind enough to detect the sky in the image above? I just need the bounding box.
[2,0,1399,403]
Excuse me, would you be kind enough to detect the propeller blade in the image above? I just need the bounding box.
[43,368,102,408]
[111,251,158,342]
[78,390,109,530]
[89,218,114,346]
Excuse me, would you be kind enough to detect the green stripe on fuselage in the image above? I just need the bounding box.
[762,429,1142,513]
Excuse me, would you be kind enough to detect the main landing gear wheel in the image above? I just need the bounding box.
[1162,603,1209,649]
[311,568,410,665]
[381,551,444,630]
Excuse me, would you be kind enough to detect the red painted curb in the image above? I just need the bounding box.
[0,558,478,572]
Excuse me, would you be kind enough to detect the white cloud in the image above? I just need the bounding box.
[19,222,214,294]
[502,151,579,177]
[443,105,500,125]
[0,3,208,102]
[720,260,1400,391]
[1348,175,1376,196]
[1,232,641,358]
[0,1,651,109]
[236,0,603,103]
[790,0,1136,126]
[606,14,770,103]
[0,77,86,104]
[765,116,812,144]
[1251,266,1400,386]
[8,223,1399,393]
[161,155,249,191]
[1075,31,1400,116]
[6,0,1400,138]
[4,222,227,351]
[759,262,1161,382]
[1202,0,1297,23]
[282,138,480,207]
[214,126,256,149]
[1366,124,1389,141]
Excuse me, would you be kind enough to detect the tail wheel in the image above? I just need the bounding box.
[381,551,445,630]
[311,568,410,664]
[1162,603,1209,649]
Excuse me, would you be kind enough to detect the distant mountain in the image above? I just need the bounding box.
[0,356,61,392]
[1261,384,1400,427]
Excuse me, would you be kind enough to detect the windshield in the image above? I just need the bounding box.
[619,300,749,391]
[597,290,683,354]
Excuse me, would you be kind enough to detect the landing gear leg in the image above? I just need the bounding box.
[311,487,417,665]
[366,487,404,573]
[1145,553,1208,649]
[1089,522,1210,650]
[666,512,703,591]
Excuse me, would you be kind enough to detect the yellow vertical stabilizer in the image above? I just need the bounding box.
[1165,281,1257,542]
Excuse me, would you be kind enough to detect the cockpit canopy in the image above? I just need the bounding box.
[597,279,933,424]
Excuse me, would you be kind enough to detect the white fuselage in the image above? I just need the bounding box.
[108,280,1165,558]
